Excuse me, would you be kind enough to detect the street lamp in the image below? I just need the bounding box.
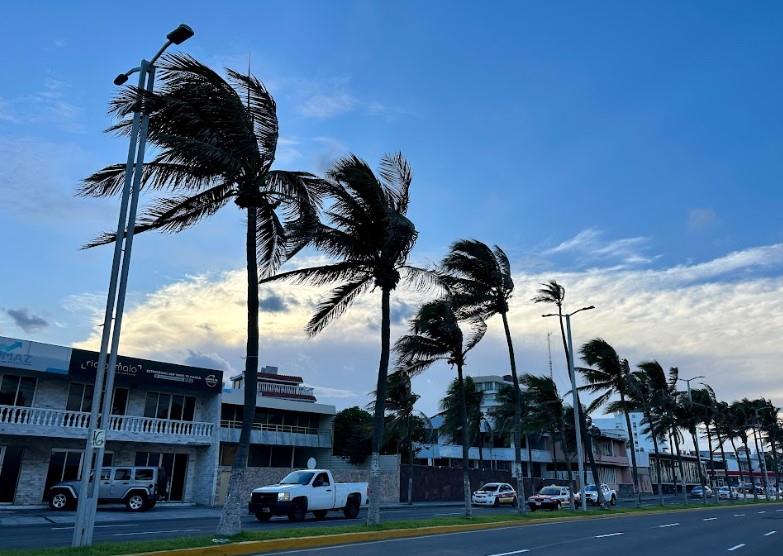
[72,24,194,548]
[678,375,706,506]
[543,305,595,511]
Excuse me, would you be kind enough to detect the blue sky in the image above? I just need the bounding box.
[2,1,783,414]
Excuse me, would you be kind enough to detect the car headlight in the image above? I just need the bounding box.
[278,492,290,501]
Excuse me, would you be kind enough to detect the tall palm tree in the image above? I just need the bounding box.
[710,397,735,493]
[691,387,719,499]
[673,390,708,502]
[441,240,527,512]
[492,384,537,481]
[79,55,321,535]
[260,153,424,525]
[578,339,642,507]
[533,280,605,506]
[395,299,487,518]
[758,400,781,499]
[729,401,758,501]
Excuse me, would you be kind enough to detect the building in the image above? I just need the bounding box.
[592,411,669,467]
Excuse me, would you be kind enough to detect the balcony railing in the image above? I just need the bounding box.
[0,405,213,441]
[257,382,315,398]
[220,419,318,436]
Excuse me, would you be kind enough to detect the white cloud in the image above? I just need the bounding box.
[300,93,357,119]
[545,227,652,266]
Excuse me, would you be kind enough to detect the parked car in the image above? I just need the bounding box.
[574,484,617,506]
[248,469,368,522]
[527,485,571,511]
[48,466,165,512]
[471,483,517,507]
[717,486,739,500]
[690,485,714,498]
[739,483,763,495]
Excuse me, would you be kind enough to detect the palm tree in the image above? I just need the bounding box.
[730,401,758,501]
[79,55,321,535]
[492,384,537,481]
[758,400,782,499]
[710,397,736,493]
[673,390,708,502]
[578,339,642,507]
[521,373,576,510]
[690,387,719,500]
[532,280,605,507]
[395,299,487,518]
[441,240,527,512]
[260,153,424,525]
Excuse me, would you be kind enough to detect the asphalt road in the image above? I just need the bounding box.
[262,503,783,556]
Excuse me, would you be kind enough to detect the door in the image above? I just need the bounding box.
[43,450,83,500]
[134,452,188,501]
[111,468,133,499]
[310,472,333,510]
[0,446,23,503]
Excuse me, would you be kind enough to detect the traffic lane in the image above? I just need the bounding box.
[261,503,783,555]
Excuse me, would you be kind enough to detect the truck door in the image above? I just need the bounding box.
[310,472,334,510]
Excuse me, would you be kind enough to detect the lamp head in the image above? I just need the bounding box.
[167,24,194,45]
[113,73,129,86]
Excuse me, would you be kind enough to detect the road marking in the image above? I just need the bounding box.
[728,544,745,551]
[658,523,680,528]
[757,511,766,514]
[764,531,776,536]
[777,509,783,512]
[487,550,529,556]
[434,512,464,516]
[113,529,201,537]
[51,525,135,531]
[595,532,624,538]
[704,517,718,521]
[734,514,745,517]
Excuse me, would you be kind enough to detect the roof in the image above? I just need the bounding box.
[229,371,304,384]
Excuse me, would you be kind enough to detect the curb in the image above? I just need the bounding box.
[123,499,782,556]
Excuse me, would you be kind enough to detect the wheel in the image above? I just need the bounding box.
[126,493,147,512]
[313,510,328,520]
[49,491,72,511]
[343,497,360,519]
[610,495,616,506]
[529,505,537,512]
[554,502,561,511]
[255,512,272,522]
[511,496,517,506]
[287,499,307,522]
[493,497,500,507]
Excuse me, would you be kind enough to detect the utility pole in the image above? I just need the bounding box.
[547,332,553,380]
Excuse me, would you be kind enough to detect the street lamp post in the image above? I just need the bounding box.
[678,375,707,506]
[71,24,194,548]
[543,305,594,512]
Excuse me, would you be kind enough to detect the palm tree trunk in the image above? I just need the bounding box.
[715,429,731,502]
[769,432,780,501]
[729,437,744,495]
[752,426,769,500]
[551,430,560,481]
[217,205,260,536]
[621,396,641,508]
[741,436,757,502]
[407,414,414,505]
[690,430,707,506]
[558,425,576,511]
[526,435,533,479]
[367,288,391,525]
[643,405,664,505]
[501,311,526,513]
[672,428,688,505]
[706,426,717,504]
[456,362,473,518]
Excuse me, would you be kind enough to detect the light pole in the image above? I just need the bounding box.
[678,375,706,506]
[543,305,594,511]
[72,24,194,548]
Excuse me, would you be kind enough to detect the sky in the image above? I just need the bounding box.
[1,1,783,417]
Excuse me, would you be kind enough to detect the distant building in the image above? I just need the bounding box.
[592,411,669,467]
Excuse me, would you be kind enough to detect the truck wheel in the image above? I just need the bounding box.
[610,495,616,506]
[555,502,561,511]
[126,493,147,512]
[313,510,328,520]
[343,497,360,519]
[49,491,72,511]
[529,504,537,512]
[255,512,272,522]
[493,497,500,507]
[288,499,307,522]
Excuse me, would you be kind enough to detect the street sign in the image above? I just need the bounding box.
[91,429,106,449]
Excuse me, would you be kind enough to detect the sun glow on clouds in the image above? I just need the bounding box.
[72,243,783,413]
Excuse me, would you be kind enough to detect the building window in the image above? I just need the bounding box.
[144,392,195,421]
[66,384,128,415]
[0,375,36,407]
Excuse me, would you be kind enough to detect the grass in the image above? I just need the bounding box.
[1,498,779,556]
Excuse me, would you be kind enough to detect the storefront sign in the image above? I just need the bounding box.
[68,348,223,393]
[0,336,71,375]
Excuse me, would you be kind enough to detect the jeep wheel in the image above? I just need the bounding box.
[255,512,272,522]
[126,493,147,512]
[313,510,328,520]
[49,492,72,511]
[343,497,360,519]
[287,499,307,522]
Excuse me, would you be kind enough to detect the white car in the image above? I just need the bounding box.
[718,486,739,500]
[471,483,517,506]
[527,485,572,511]
[575,483,617,506]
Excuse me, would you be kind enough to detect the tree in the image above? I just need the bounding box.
[441,240,527,513]
[578,339,642,507]
[79,55,321,535]
[260,153,424,525]
[729,401,758,501]
[439,375,484,467]
[491,384,537,480]
[532,280,605,507]
[395,299,487,518]
[334,407,373,464]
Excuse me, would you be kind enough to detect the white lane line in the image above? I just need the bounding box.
[595,532,624,538]
[757,511,766,514]
[51,525,135,531]
[764,531,776,536]
[487,550,529,556]
[776,509,783,512]
[658,523,680,528]
[734,514,745,517]
[434,512,464,516]
[704,517,718,521]
[728,544,745,551]
[113,529,201,537]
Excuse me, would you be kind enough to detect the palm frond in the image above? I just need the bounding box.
[306,278,373,336]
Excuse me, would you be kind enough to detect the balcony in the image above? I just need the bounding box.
[257,382,316,401]
[219,419,331,448]
[0,405,214,445]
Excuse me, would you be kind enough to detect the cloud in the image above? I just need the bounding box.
[545,227,653,266]
[275,137,303,165]
[687,207,717,231]
[0,98,18,123]
[260,293,299,313]
[184,350,236,375]
[300,93,357,119]
[5,308,48,333]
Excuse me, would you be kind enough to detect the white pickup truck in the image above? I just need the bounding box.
[248,469,368,522]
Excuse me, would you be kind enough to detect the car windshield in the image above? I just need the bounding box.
[540,487,560,495]
[280,471,315,485]
[584,485,596,492]
[480,484,500,492]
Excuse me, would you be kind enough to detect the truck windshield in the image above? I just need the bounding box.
[280,471,316,485]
